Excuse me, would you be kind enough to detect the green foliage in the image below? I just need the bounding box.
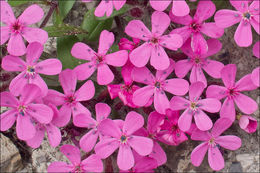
[53,0,75,26]
[8,0,31,6]
[44,25,88,37]
[57,35,86,69]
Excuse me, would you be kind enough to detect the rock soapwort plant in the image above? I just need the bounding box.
[0,0,259,172]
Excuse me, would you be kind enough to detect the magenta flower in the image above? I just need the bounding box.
[175,38,224,86]
[44,69,95,126]
[0,1,48,56]
[158,109,188,146]
[149,0,190,17]
[82,0,126,17]
[0,84,53,140]
[251,67,259,87]
[253,41,260,58]
[134,111,167,166]
[95,111,153,170]
[132,60,189,114]
[214,0,259,47]
[125,11,183,70]
[170,1,224,54]
[73,103,111,152]
[1,42,62,97]
[206,64,258,122]
[118,37,140,51]
[171,82,221,131]
[48,145,103,173]
[72,30,128,85]
[238,115,258,133]
[191,118,242,171]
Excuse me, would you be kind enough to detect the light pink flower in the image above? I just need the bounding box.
[238,115,257,133]
[132,59,189,114]
[72,30,128,85]
[206,64,258,122]
[171,82,221,131]
[95,111,153,170]
[48,145,103,173]
[0,84,53,140]
[1,42,62,97]
[0,1,48,56]
[214,0,259,47]
[158,109,188,146]
[82,0,126,17]
[44,69,95,126]
[149,0,190,17]
[73,103,111,152]
[175,38,224,86]
[191,118,242,171]
[170,1,224,54]
[134,111,167,166]
[251,67,260,87]
[253,41,260,58]
[125,11,183,70]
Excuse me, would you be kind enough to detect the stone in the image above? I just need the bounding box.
[0,134,23,172]
[236,153,260,172]
[229,162,243,173]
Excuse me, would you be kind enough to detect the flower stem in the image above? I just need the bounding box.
[40,0,58,28]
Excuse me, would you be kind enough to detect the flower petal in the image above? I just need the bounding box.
[154,90,170,114]
[125,20,151,41]
[81,154,104,172]
[0,26,10,45]
[75,80,95,101]
[105,50,128,67]
[164,78,189,96]
[35,59,62,75]
[117,144,134,170]
[27,104,53,124]
[26,124,45,148]
[0,1,16,24]
[155,59,175,81]
[98,30,114,55]
[234,20,252,47]
[44,89,65,106]
[95,103,111,122]
[0,109,17,131]
[253,41,260,58]
[220,98,236,122]
[171,0,190,17]
[191,142,209,167]
[9,72,28,97]
[150,45,170,70]
[71,42,95,61]
[133,86,154,107]
[60,145,81,165]
[97,64,114,85]
[80,129,99,152]
[170,26,191,43]
[128,135,153,156]
[113,0,126,10]
[160,34,183,51]
[149,142,167,166]
[235,74,258,91]
[169,12,192,25]
[197,98,221,113]
[59,69,77,95]
[73,62,96,80]
[29,74,48,97]
[73,113,95,128]
[123,111,144,135]
[211,117,232,137]
[129,43,152,68]
[206,85,227,100]
[2,55,26,72]
[16,114,36,140]
[170,96,189,110]
[26,42,43,65]
[95,0,113,17]
[234,93,258,114]
[58,104,72,127]
[230,0,248,12]
[191,33,208,55]
[18,4,43,24]
[149,0,171,12]
[20,83,41,104]
[194,0,216,23]
[134,156,157,172]
[47,162,73,173]
[151,11,170,36]
[22,27,48,44]
[175,60,193,78]
[46,123,61,147]
[200,22,224,38]
[194,109,213,131]
[132,67,155,85]
[203,60,224,79]
[216,135,241,150]
[189,81,204,101]
[147,111,165,134]
[214,10,241,28]
[221,64,236,88]
[72,102,91,118]
[208,146,224,171]
[251,67,260,87]
[7,34,26,56]
[0,91,19,108]
[95,138,119,159]
[191,128,211,141]
[178,109,193,132]
[98,119,121,138]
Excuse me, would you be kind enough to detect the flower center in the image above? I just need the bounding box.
[65,95,75,104]
[190,102,197,110]
[243,12,251,20]
[120,135,128,143]
[190,22,200,32]
[120,84,133,93]
[11,21,22,33]
[96,55,104,64]
[228,88,237,96]
[150,37,159,44]
[27,66,35,73]
[18,105,26,116]
[194,57,201,64]
[155,81,161,89]
[74,165,83,173]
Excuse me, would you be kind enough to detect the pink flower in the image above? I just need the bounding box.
[125,11,183,70]
[95,111,153,170]
[72,30,128,85]
[44,69,95,126]
[82,0,126,17]
[253,41,260,58]
[149,0,190,17]
[73,103,111,152]
[1,42,62,97]
[0,84,53,140]
[48,145,103,172]
[251,67,260,87]
[191,118,242,171]
[158,109,188,146]
[171,82,221,131]
[214,0,259,47]
[238,114,258,133]
[206,64,258,122]
[170,1,224,54]
[118,37,140,51]
[134,111,167,166]
[175,38,224,86]
[0,1,48,56]
[132,59,189,114]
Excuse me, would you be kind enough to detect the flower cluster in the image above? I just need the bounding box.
[0,0,259,172]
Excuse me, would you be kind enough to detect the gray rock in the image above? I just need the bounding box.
[229,162,243,173]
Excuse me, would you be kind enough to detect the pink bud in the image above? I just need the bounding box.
[239,115,258,133]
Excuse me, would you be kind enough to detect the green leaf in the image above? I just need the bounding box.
[58,0,75,20]
[57,35,86,69]
[44,25,88,37]
[95,5,130,20]
[87,18,113,41]
[81,8,99,33]
[8,0,31,6]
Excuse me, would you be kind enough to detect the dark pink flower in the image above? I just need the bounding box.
[1,42,62,97]
[170,1,224,54]
[0,84,53,140]
[215,0,259,47]
[0,1,48,56]
[73,103,111,152]
[44,69,95,126]
[251,67,259,87]
[95,111,153,170]
[175,38,224,86]
[206,64,258,122]
[158,109,188,146]
[171,82,221,131]
[149,0,190,17]
[48,145,103,172]
[253,41,260,58]
[191,118,241,171]
[238,114,258,133]
[125,11,183,70]
[118,37,140,51]
[72,30,128,85]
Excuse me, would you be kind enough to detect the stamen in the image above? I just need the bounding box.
[120,135,128,143]
[155,81,161,89]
